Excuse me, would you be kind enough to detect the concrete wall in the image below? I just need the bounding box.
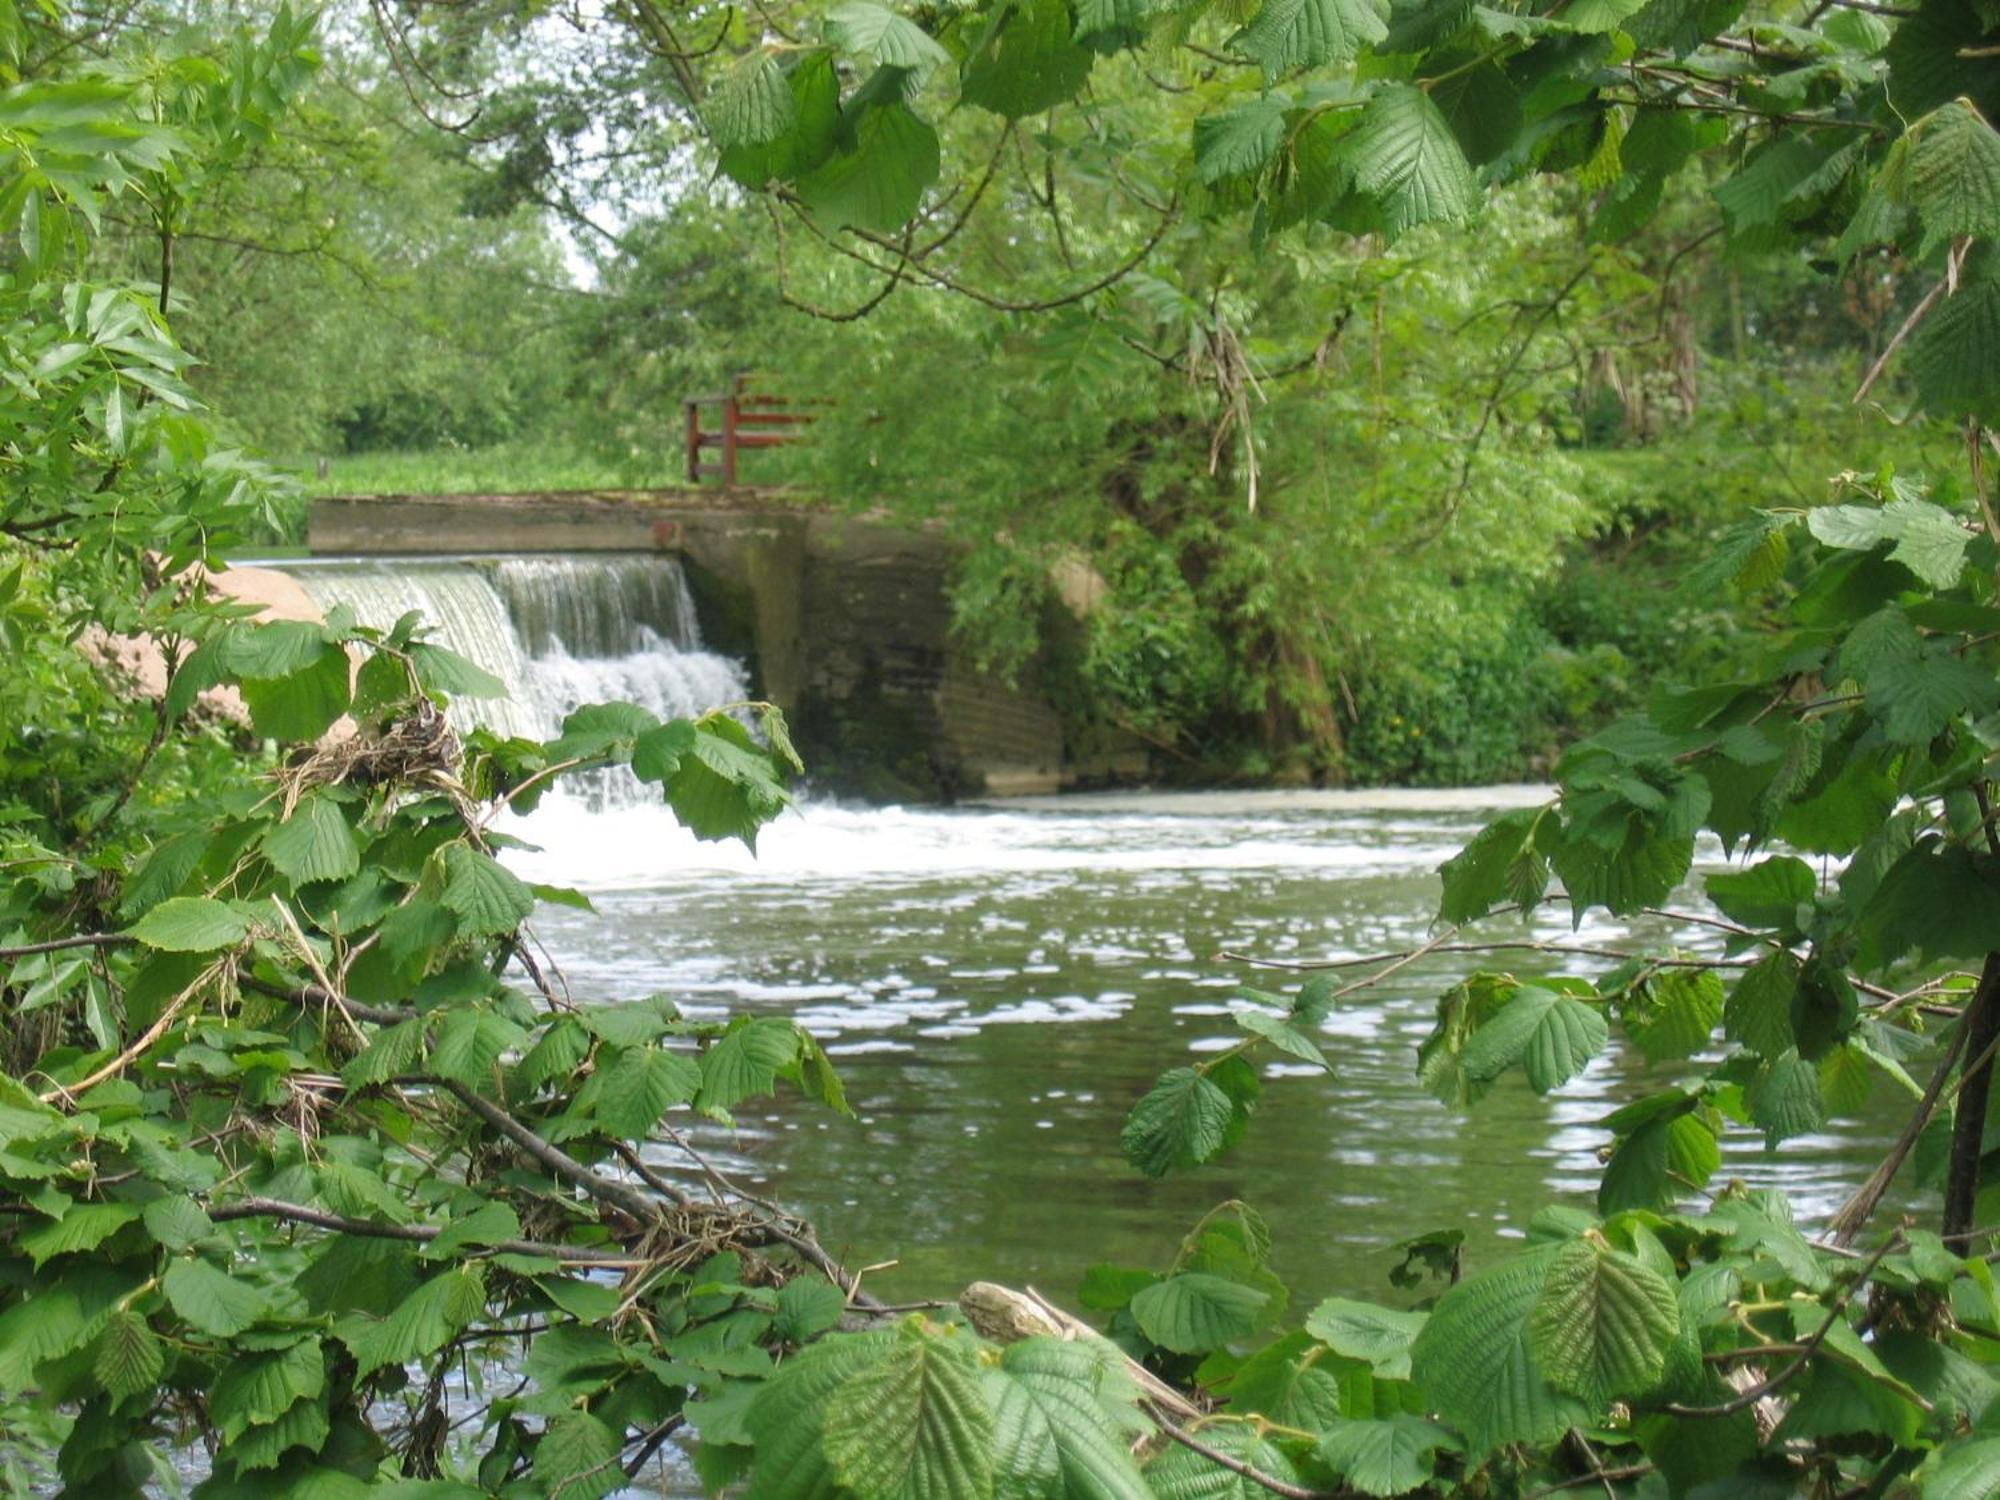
[310,491,1073,800]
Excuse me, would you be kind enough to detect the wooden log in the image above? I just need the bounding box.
[957,1281,1207,1426]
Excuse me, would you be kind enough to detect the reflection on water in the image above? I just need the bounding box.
[508,787,1914,1319]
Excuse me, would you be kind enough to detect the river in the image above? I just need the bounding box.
[266,552,1913,1495]
[508,785,1911,1319]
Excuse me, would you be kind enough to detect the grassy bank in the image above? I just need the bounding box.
[290,443,691,499]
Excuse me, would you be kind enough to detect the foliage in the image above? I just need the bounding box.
[0,12,838,1495]
[5,1,2000,1499]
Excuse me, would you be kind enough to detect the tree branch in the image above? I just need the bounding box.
[207,1195,646,1264]
[1944,952,2000,1248]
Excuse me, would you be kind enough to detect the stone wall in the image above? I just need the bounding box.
[309,491,1076,800]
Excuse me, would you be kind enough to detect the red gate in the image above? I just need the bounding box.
[683,374,814,485]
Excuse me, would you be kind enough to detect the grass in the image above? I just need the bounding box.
[287,442,692,499]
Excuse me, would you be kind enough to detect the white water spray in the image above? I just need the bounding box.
[282,553,751,812]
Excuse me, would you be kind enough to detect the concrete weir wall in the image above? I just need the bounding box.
[309,490,1071,800]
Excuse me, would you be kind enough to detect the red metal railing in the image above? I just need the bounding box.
[683,374,814,485]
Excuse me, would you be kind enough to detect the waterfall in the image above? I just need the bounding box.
[279,554,751,806]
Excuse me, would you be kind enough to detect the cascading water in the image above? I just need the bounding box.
[486,557,749,740]
[279,554,750,809]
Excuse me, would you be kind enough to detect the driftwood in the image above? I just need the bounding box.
[959,1284,1350,1500]
[958,1281,1207,1426]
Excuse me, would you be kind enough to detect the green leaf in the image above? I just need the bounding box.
[1222,1331,1345,1430]
[422,1201,521,1260]
[827,2,950,74]
[1148,1426,1298,1500]
[410,643,506,700]
[338,1265,486,1377]
[1079,1264,1157,1313]
[1530,1236,1679,1410]
[1911,267,2000,427]
[825,1326,994,1500]
[1073,0,1153,46]
[1704,856,1815,932]
[1808,506,1880,552]
[775,1276,848,1344]
[0,1284,94,1388]
[262,794,362,887]
[1598,1109,1719,1216]
[515,1016,592,1094]
[630,719,697,783]
[341,1017,428,1088]
[535,1276,623,1324]
[1291,975,1338,1027]
[1193,99,1288,184]
[535,1410,624,1500]
[991,1338,1149,1500]
[1856,842,2000,969]
[21,1202,138,1266]
[1314,1415,1453,1497]
[1906,99,2000,247]
[228,1395,332,1473]
[1714,137,1836,230]
[1883,498,1974,589]
[1746,1050,1824,1146]
[1687,513,1793,594]
[1129,1273,1269,1354]
[92,1309,163,1399]
[1625,971,1724,1064]
[1724,950,1800,1058]
[746,1331,898,1500]
[241,651,352,742]
[142,1195,214,1251]
[1925,1439,2000,1500]
[723,50,842,189]
[1437,807,1546,924]
[1304,1298,1426,1379]
[1776,1356,1923,1445]
[165,1258,270,1337]
[1430,57,1521,166]
[439,844,535,935]
[428,1010,528,1089]
[1121,1067,1235,1177]
[1459,986,1607,1093]
[1818,1042,1874,1116]
[1410,1245,1585,1456]
[579,1003,672,1048]
[709,53,797,148]
[1560,0,1647,33]
[1341,84,1478,235]
[1551,813,1693,917]
[1232,0,1388,81]
[1233,1008,1328,1068]
[212,1336,326,1436]
[594,1045,701,1137]
[223,621,331,679]
[128,895,251,952]
[959,0,1094,120]
[697,1017,804,1114]
[799,104,941,235]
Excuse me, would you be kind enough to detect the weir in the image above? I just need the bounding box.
[299,492,1119,800]
[280,555,750,804]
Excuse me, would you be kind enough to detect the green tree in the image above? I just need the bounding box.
[5,1,2000,1498]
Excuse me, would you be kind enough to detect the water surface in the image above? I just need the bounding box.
[511,787,1912,1314]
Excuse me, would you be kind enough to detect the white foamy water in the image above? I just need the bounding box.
[278,553,751,809]
[501,795,1530,889]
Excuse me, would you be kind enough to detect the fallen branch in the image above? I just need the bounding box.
[441,1078,666,1226]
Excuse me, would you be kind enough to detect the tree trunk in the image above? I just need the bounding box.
[1942,951,2000,1247]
